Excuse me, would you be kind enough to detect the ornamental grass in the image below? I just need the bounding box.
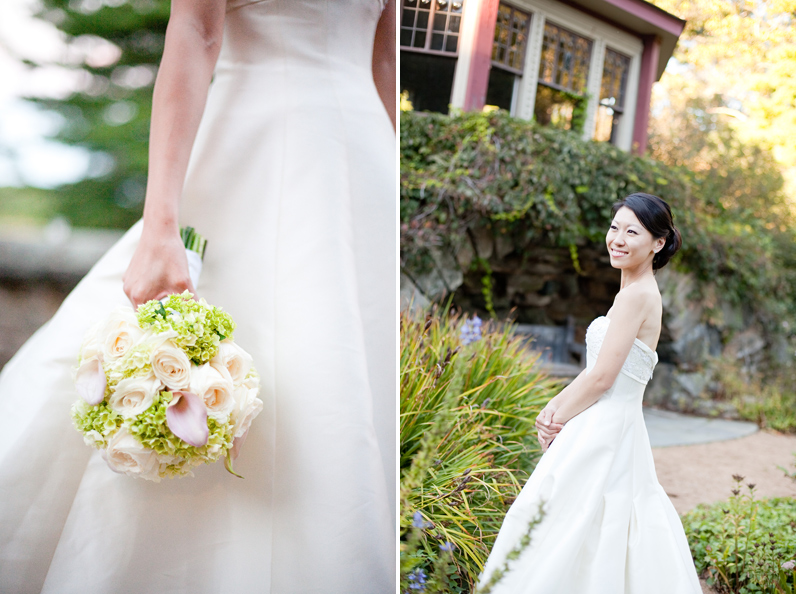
[400,306,559,592]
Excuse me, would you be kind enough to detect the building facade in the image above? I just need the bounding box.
[400,0,685,154]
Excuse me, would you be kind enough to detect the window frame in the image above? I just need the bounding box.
[537,20,593,97]
[599,47,631,115]
[490,3,533,76]
[400,0,465,57]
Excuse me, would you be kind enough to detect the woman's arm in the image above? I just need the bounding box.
[372,0,396,131]
[547,289,652,425]
[123,0,226,308]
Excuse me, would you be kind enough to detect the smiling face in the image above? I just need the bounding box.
[606,206,666,270]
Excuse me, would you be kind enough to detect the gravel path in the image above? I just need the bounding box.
[653,430,796,515]
[652,430,796,593]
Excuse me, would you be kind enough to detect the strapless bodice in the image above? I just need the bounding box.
[219,0,386,73]
[585,316,658,385]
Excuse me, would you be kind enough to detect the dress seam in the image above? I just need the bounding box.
[267,2,289,589]
[322,0,374,422]
[322,0,393,543]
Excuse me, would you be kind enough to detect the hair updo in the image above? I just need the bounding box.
[611,193,682,271]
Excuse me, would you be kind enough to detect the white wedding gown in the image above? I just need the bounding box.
[480,316,701,593]
[0,0,395,592]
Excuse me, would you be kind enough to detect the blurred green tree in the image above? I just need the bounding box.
[12,0,171,229]
[648,86,790,229]
[650,0,796,195]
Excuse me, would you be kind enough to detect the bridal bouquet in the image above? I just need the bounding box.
[70,229,263,482]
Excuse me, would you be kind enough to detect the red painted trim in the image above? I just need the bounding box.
[558,0,644,38]
[463,0,501,112]
[632,34,660,155]
[600,0,685,37]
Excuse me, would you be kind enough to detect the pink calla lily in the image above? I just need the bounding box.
[166,391,209,447]
[76,358,107,405]
[229,427,250,461]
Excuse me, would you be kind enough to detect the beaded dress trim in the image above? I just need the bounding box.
[585,316,658,384]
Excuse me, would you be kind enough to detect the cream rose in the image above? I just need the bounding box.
[151,340,192,390]
[190,363,235,421]
[231,383,263,439]
[229,383,262,460]
[82,430,104,448]
[108,374,161,418]
[244,373,260,391]
[210,341,253,386]
[101,308,144,361]
[101,428,161,481]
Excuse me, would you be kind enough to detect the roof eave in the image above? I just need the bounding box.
[569,0,685,79]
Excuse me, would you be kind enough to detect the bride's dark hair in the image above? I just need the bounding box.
[611,192,682,270]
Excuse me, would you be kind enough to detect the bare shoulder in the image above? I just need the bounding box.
[615,280,662,347]
[613,281,659,312]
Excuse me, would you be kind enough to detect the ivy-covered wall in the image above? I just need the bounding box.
[401,110,796,335]
[401,110,796,416]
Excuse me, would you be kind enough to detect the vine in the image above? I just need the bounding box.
[400,110,796,334]
[568,244,583,276]
[473,257,497,318]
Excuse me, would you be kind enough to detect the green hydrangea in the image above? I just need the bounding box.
[105,342,154,390]
[129,391,234,466]
[71,399,123,448]
[136,291,235,365]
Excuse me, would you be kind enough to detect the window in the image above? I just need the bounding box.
[400,0,464,54]
[492,4,531,73]
[534,86,585,131]
[534,22,592,131]
[594,48,631,143]
[537,22,592,95]
[485,4,531,112]
[400,0,464,113]
[400,52,457,112]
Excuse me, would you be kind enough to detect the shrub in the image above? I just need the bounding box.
[683,477,796,593]
[400,306,559,592]
[711,357,796,433]
[400,109,796,335]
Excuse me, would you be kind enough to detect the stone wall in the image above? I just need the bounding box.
[401,235,622,343]
[401,229,783,418]
[645,267,780,418]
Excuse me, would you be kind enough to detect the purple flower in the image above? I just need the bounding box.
[412,511,431,530]
[460,315,483,345]
[407,568,427,591]
[440,541,455,553]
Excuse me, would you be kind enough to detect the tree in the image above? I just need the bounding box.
[649,0,796,193]
[648,85,789,229]
[19,0,170,228]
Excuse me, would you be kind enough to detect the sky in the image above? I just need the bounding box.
[0,0,93,188]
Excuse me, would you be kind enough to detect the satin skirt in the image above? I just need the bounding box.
[0,0,395,591]
[480,374,702,594]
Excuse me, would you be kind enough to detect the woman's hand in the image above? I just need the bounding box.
[123,225,195,309]
[536,406,564,452]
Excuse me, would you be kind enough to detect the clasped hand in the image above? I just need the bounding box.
[535,407,564,452]
[122,226,195,309]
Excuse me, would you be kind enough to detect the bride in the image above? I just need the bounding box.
[0,0,396,592]
[479,193,702,593]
